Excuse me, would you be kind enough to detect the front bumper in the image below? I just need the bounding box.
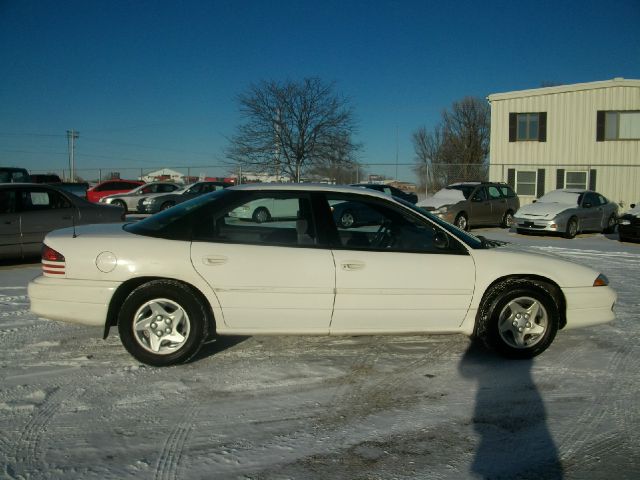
[618,223,640,241]
[514,216,566,233]
[563,285,617,329]
[28,276,119,327]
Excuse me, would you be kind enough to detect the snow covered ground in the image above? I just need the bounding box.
[1,229,639,479]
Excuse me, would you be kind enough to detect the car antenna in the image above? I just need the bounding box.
[72,212,77,238]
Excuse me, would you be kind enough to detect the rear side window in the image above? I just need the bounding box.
[487,186,502,199]
[194,193,317,247]
[499,185,516,198]
[19,189,71,211]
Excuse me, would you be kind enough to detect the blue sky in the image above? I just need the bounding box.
[1,0,639,181]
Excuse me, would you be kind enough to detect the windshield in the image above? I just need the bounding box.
[538,190,581,205]
[396,197,484,249]
[445,184,476,200]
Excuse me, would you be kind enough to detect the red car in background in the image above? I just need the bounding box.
[86,179,144,203]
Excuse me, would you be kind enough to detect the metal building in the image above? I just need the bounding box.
[488,78,640,208]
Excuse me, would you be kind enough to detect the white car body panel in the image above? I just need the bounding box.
[28,184,616,348]
[330,250,475,333]
[191,241,334,332]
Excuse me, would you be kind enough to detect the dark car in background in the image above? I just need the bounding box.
[138,181,231,213]
[30,173,62,183]
[618,203,640,243]
[1,167,30,183]
[0,183,124,259]
[86,179,144,203]
[418,182,520,231]
[351,183,418,204]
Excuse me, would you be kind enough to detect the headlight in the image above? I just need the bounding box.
[434,206,448,214]
[593,274,609,287]
[619,219,631,225]
[142,198,154,204]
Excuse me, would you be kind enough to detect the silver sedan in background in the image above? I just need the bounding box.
[99,181,181,212]
[514,189,618,239]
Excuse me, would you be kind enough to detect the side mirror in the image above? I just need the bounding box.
[532,199,537,203]
[632,203,636,209]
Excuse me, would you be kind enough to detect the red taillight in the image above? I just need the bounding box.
[42,245,65,262]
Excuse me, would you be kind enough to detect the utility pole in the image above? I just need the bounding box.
[66,130,79,181]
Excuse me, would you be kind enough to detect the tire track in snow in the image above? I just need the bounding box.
[153,404,198,480]
[5,385,86,479]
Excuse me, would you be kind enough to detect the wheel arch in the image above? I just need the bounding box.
[103,277,216,339]
[473,274,567,337]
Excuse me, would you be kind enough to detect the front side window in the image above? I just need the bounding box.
[471,187,487,201]
[499,185,516,198]
[327,194,465,254]
[600,111,640,140]
[516,171,537,196]
[0,190,17,213]
[565,171,587,189]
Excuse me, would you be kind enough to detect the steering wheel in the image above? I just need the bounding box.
[372,221,395,249]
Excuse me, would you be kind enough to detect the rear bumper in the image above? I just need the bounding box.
[563,285,617,329]
[28,276,118,327]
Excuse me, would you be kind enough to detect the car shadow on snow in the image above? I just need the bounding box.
[459,340,564,479]
[188,335,250,363]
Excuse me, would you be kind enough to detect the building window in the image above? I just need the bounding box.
[597,111,640,140]
[565,171,587,189]
[516,171,537,196]
[517,113,539,140]
[509,112,547,142]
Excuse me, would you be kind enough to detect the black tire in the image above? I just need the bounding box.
[563,217,578,239]
[501,210,515,229]
[339,210,355,228]
[160,201,175,211]
[619,235,627,243]
[112,199,127,212]
[603,214,617,234]
[516,228,528,235]
[117,280,209,366]
[454,213,469,231]
[476,279,559,359]
[252,207,271,223]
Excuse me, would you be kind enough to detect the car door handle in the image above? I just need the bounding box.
[341,261,365,271]
[202,255,228,266]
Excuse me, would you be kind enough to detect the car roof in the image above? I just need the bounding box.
[228,183,397,201]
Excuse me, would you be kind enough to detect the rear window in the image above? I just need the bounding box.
[0,168,30,183]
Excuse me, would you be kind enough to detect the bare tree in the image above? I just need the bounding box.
[227,78,359,182]
[413,96,490,192]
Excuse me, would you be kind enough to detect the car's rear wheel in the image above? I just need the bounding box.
[564,217,578,239]
[252,207,271,223]
[454,213,468,231]
[118,280,208,366]
[501,210,515,228]
[603,214,617,234]
[476,279,559,359]
[112,199,127,212]
[160,201,175,211]
[339,210,355,228]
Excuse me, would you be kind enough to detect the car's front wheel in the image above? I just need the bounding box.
[117,280,209,366]
[501,210,515,228]
[454,213,468,231]
[564,217,578,239]
[603,214,617,234]
[112,199,127,212]
[252,207,271,223]
[476,279,559,359]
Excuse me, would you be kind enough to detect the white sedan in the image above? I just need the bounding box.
[28,184,616,366]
